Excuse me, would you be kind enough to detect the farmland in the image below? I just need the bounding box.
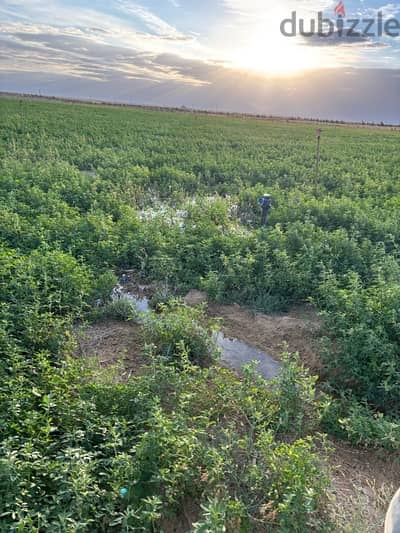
[0,96,399,531]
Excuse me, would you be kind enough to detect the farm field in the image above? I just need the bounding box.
[0,96,400,532]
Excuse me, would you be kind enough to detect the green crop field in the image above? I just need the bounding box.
[0,96,399,531]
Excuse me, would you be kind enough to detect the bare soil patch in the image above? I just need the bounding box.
[76,320,146,375]
[328,439,400,531]
[208,302,323,373]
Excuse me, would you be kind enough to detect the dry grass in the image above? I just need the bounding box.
[328,439,400,532]
[75,319,147,379]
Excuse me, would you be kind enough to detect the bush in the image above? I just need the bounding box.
[143,300,219,367]
[0,350,330,532]
[271,352,320,436]
[88,298,137,322]
[321,397,400,450]
[148,284,175,311]
[317,272,400,413]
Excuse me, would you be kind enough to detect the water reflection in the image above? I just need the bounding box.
[216,332,281,381]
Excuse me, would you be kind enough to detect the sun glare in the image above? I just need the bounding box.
[228,31,335,76]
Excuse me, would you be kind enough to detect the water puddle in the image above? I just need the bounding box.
[216,332,281,381]
[112,287,150,314]
[122,293,150,313]
[111,282,281,380]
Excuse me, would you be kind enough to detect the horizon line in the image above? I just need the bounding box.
[1,91,400,129]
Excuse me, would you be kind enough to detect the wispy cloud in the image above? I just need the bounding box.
[361,2,400,18]
[0,23,211,85]
[221,0,332,18]
[115,1,190,40]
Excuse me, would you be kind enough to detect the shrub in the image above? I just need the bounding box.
[88,298,137,322]
[0,351,330,532]
[271,352,320,436]
[143,300,219,367]
[317,273,400,413]
[320,397,400,450]
[149,284,175,311]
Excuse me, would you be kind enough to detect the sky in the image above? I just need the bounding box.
[0,0,399,122]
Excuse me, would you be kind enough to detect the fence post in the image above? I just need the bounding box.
[315,128,322,180]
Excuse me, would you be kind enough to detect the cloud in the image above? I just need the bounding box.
[222,0,332,18]
[115,1,190,40]
[362,3,400,19]
[302,29,390,47]
[0,24,210,84]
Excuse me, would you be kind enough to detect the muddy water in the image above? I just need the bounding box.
[112,287,281,380]
[216,332,281,381]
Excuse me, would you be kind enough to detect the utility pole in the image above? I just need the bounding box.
[315,127,322,180]
[19,98,25,136]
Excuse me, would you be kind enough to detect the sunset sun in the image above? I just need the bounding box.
[228,31,335,76]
